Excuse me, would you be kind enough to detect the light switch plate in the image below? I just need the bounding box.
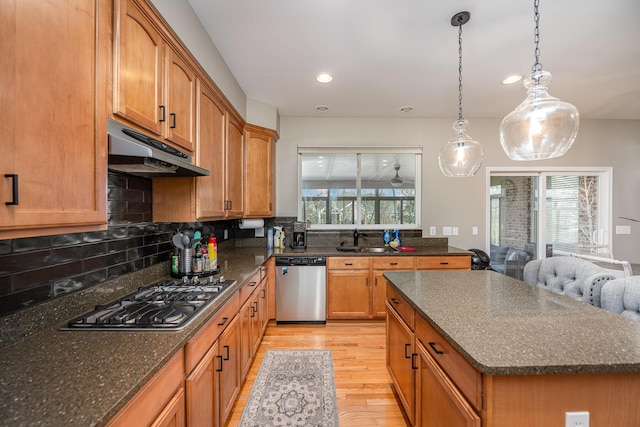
[443,226,452,236]
[452,227,459,236]
[616,225,632,235]
[472,226,478,235]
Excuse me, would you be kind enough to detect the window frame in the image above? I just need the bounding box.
[298,146,422,230]
[486,166,612,260]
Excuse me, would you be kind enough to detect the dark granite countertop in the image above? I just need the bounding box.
[384,270,640,376]
[0,247,273,427]
[272,245,472,257]
[0,244,469,426]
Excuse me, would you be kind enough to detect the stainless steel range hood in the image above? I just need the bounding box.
[107,118,209,177]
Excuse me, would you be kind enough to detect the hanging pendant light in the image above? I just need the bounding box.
[499,0,579,160]
[438,11,483,177]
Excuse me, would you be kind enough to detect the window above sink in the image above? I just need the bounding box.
[298,147,422,230]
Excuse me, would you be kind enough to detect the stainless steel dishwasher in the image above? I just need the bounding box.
[275,256,326,323]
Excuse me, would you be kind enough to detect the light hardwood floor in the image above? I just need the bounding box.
[226,321,410,426]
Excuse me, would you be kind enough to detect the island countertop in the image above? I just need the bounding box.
[384,270,640,376]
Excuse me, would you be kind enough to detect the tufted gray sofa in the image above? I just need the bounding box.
[601,276,640,321]
[523,257,618,307]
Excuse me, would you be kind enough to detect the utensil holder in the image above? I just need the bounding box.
[180,248,193,274]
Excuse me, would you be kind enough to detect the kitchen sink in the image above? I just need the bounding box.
[336,246,361,252]
[362,247,387,253]
[335,246,389,253]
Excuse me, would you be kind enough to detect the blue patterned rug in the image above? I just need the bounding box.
[239,350,339,427]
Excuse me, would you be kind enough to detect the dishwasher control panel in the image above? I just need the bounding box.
[275,256,326,266]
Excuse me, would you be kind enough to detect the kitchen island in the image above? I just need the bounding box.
[384,270,640,426]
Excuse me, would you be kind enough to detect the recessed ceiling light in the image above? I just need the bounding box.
[502,74,523,85]
[400,106,414,113]
[316,73,333,83]
[316,105,329,112]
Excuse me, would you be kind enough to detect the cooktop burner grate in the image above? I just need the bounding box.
[61,277,234,331]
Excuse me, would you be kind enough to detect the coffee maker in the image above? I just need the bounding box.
[292,221,307,249]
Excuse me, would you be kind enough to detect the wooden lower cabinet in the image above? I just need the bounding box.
[153,388,186,427]
[217,315,241,426]
[416,341,480,427]
[327,268,371,318]
[386,301,416,425]
[186,342,218,427]
[329,256,466,320]
[106,350,185,427]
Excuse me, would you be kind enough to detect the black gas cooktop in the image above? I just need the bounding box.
[61,276,234,331]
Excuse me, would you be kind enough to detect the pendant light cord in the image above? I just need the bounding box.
[532,0,543,74]
[457,17,464,123]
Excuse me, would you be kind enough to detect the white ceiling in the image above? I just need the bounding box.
[187,0,640,120]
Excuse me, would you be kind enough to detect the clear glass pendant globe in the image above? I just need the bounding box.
[500,70,579,161]
[438,119,483,177]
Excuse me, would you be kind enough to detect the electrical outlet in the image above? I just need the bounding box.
[443,226,452,236]
[430,226,436,236]
[472,226,478,235]
[565,411,589,427]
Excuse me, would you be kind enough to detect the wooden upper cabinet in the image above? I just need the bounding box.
[195,82,226,219]
[225,116,245,218]
[0,0,108,239]
[244,125,278,218]
[113,0,164,135]
[165,49,197,151]
[113,0,196,151]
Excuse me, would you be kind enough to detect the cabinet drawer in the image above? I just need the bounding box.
[240,271,261,304]
[386,284,414,330]
[372,256,415,270]
[185,293,239,374]
[415,256,470,270]
[415,315,482,410]
[327,257,370,270]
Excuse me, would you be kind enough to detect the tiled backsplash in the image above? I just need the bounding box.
[0,172,235,317]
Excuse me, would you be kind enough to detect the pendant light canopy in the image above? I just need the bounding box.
[438,11,483,178]
[499,0,579,161]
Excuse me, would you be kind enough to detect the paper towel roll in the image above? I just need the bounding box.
[238,218,265,229]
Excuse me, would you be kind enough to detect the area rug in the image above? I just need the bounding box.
[239,350,339,427]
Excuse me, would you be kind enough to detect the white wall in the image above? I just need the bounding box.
[277,117,640,263]
[150,0,247,118]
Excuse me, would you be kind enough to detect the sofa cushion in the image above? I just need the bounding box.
[523,257,616,306]
[601,276,640,322]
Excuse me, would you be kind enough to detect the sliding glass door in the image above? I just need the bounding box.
[489,168,612,263]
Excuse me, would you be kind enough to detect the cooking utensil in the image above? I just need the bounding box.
[182,234,191,248]
[172,233,184,249]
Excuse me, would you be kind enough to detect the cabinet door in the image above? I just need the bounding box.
[244,126,275,217]
[1,0,107,237]
[258,276,269,334]
[327,270,371,319]
[416,341,480,427]
[372,272,388,318]
[225,116,244,217]
[165,48,196,151]
[113,0,164,136]
[195,82,226,219]
[152,388,186,427]
[186,342,218,427]
[217,315,240,426]
[239,297,254,382]
[386,302,415,424]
